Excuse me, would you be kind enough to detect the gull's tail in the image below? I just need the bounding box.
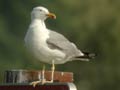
[74,52,96,61]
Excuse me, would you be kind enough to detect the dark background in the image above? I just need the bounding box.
[0,0,120,90]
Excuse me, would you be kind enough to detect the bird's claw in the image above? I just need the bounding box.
[30,81,41,87]
[41,79,47,85]
[30,79,54,87]
[30,79,47,87]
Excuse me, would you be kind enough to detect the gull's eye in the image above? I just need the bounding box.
[39,9,42,11]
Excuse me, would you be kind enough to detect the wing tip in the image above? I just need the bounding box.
[75,52,96,60]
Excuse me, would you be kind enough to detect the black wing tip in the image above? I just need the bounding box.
[83,52,96,59]
[75,52,96,59]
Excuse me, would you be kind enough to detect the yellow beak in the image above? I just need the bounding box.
[46,13,56,19]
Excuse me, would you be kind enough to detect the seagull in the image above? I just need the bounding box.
[24,6,95,86]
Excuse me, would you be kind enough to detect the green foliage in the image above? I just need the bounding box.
[0,0,120,90]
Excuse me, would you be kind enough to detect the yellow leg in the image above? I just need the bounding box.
[51,60,55,82]
[30,61,55,87]
[44,60,55,83]
[41,65,46,84]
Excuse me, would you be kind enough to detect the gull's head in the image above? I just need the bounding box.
[31,6,56,21]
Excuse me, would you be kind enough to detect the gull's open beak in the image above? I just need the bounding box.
[46,13,56,19]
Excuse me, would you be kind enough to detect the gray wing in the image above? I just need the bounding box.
[46,30,83,59]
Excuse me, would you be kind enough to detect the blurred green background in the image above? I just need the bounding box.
[0,0,120,90]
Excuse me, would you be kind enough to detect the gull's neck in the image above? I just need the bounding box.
[31,19,46,29]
